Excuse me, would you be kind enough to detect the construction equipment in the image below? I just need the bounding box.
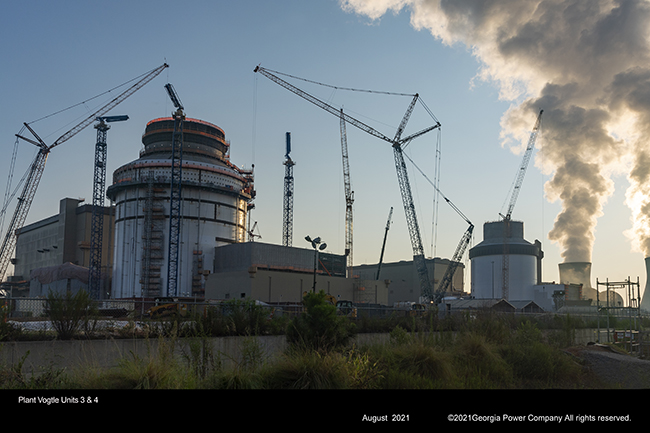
[339,109,354,278]
[248,221,262,242]
[0,63,168,284]
[499,109,543,299]
[144,297,188,319]
[402,151,473,303]
[88,115,128,300]
[164,83,185,298]
[376,207,393,280]
[254,65,440,302]
[282,132,295,247]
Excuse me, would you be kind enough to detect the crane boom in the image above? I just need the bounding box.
[401,150,473,302]
[340,109,354,277]
[376,207,393,280]
[254,65,440,301]
[254,66,440,148]
[0,63,168,283]
[503,109,543,220]
[500,109,543,299]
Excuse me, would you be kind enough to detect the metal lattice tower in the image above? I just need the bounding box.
[282,132,295,247]
[88,121,109,299]
[340,110,354,278]
[165,83,185,297]
[1,63,168,284]
[254,66,440,301]
[89,116,128,300]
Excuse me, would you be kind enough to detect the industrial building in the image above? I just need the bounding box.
[106,117,255,299]
[204,241,389,305]
[7,197,114,297]
[353,258,465,306]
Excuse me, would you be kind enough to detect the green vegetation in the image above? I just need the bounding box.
[1,299,605,390]
[45,289,99,340]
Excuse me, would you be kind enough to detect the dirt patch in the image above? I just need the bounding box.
[565,344,650,389]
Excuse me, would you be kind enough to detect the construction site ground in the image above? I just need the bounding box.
[564,343,650,389]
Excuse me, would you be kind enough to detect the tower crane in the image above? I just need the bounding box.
[339,109,354,278]
[0,63,168,284]
[254,65,440,302]
[376,207,393,280]
[164,83,185,298]
[499,109,543,300]
[282,132,295,247]
[89,115,129,300]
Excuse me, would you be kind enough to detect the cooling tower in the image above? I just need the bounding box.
[107,117,255,299]
[641,257,650,313]
[558,262,592,289]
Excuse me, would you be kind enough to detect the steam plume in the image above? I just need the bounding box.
[340,0,650,262]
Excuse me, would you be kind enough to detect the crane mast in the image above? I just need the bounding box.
[254,65,440,301]
[500,109,543,299]
[0,63,168,283]
[339,109,354,278]
[88,115,128,300]
[164,83,185,298]
[282,132,295,247]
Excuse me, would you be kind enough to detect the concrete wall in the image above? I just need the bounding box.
[0,329,608,377]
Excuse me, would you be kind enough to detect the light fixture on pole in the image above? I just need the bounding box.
[305,235,327,292]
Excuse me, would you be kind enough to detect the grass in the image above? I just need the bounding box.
[1,303,639,389]
[0,318,596,390]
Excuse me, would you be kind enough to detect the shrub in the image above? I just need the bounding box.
[453,332,513,388]
[260,351,350,389]
[285,290,356,352]
[45,289,98,340]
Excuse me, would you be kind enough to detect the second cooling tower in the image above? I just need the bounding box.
[107,117,255,299]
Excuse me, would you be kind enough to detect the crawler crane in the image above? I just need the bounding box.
[0,64,168,284]
[254,66,440,300]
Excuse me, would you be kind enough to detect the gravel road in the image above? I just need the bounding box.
[567,344,650,389]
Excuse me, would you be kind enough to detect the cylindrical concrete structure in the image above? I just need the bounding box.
[469,220,543,300]
[107,117,255,299]
[641,258,650,313]
[558,262,592,289]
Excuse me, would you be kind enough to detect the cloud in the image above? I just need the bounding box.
[341,0,650,261]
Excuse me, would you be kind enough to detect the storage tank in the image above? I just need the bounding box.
[469,220,543,300]
[107,117,255,299]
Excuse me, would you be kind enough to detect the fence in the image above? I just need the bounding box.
[2,297,648,347]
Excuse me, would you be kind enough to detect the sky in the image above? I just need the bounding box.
[2,0,649,303]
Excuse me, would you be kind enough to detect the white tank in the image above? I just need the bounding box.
[107,117,255,299]
[469,220,542,300]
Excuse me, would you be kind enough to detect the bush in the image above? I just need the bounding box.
[285,291,356,353]
[45,290,98,340]
[260,351,350,389]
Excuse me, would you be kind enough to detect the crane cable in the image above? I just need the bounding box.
[262,67,416,97]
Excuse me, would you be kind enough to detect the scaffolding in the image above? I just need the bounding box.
[141,174,166,298]
[596,277,642,354]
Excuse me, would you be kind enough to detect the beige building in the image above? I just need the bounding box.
[10,197,114,295]
[353,258,466,306]
[204,242,389,305]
